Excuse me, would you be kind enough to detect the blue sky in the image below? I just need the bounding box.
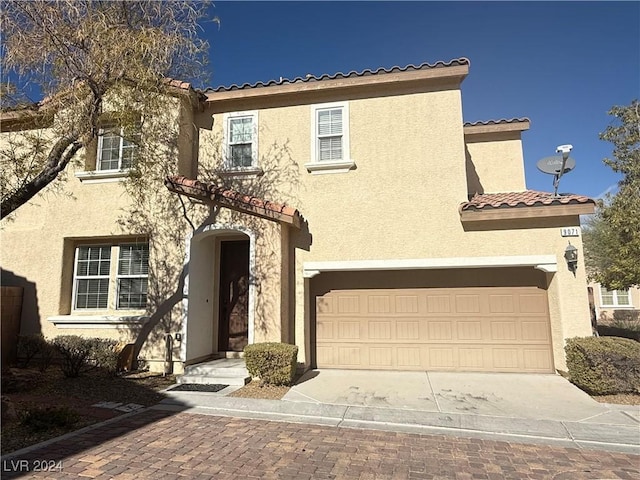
[204,1,639,199]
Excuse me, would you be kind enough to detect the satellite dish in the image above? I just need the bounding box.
[536,155,576,175]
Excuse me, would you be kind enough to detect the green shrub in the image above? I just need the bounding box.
[565,336,640,395]
[244,342,298,386]
[53,335,94,377]
[37,341,56,372]
[20,406,79,433]
[597,325,640,342]
[89,339,121,374]
[17,334,49,367]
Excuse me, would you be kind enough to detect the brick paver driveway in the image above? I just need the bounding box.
[2,409,638,479]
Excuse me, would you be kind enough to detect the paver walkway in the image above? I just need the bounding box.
[2,409,638,479]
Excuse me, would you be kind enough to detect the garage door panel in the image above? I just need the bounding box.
[519,293,548,313]
[315,286,553,373]
[427,321,452,340]
[396,295,419,313]
[454,294,482,313]
[489,294,515,313]
[397,347,422,367]
[521,321,551,341]
[457,320,483,340]
[523,349,553,370]
[490,321,518,340]
[459,348,485,369]
[368,295,391,313]
[426,295,451,313]
[370,347,393,366]
[316,320,334,340]
[337,295,360,314]
[397,320,420,340]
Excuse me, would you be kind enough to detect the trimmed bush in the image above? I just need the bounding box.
[90,339,121,374]
[53,335,94,377]
[565,336,640,395]
[36,341,56,372]
[244,342,298,386]
[597,325,640,342]
[17,334,49,367]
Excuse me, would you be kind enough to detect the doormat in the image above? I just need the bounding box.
[168,384,229,392]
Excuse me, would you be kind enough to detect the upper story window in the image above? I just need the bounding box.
[223,111,259,172]
[73,242,149,311]
[97,127,138,171]
[306,101,354,174]
[599,286,632,307]
[317,107,344,161]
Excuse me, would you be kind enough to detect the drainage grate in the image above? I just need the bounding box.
[168,384,229,392]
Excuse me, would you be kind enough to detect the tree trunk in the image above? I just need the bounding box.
[1,135,81,219]
[132,263,188,366]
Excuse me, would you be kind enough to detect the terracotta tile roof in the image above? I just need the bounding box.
[204,58,470,93]
[165,175,302,227]
[461,190,595,211]
[162,78,194,91]
[463,118,530,127]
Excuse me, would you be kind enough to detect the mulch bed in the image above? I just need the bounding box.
[167,383,228,392]
[228,381,290,400]
[1,367,176,455]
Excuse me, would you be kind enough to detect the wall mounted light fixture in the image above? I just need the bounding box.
[564,242,578,275]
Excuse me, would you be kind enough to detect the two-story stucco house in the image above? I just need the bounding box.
[1,57,596,375]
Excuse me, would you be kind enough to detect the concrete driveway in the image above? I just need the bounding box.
[283,370,638,424]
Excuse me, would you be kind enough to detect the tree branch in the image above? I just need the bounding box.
[1,136,82,219]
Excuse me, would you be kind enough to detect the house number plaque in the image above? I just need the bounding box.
[560,227,580,237]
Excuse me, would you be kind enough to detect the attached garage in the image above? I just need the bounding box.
[311,268,554,373]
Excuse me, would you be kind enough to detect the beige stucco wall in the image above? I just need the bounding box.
[196,85,592,371]
[1,74,594,374]
[465,133,527,194]
[0,104,190,372]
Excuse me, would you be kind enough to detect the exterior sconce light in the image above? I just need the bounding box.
[564,242,578,275]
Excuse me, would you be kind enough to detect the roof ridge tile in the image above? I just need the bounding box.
[204,57,470,93]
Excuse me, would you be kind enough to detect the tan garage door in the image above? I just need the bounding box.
[315,286,553,373]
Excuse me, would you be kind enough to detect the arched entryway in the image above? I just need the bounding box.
[183,224,256,363]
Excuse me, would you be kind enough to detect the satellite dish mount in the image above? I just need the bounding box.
[536,144,576,197]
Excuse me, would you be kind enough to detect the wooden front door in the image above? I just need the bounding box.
[218,240,249,351]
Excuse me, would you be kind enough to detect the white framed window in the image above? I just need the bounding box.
[97,127,138,171]
[72,243,148,311]
[223,111,259,171]
[599,286,632,307]
[306,101,354,174]
[73,245,111,309]
[117,244,149,309]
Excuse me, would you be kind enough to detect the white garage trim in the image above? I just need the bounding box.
[303,255,557,278]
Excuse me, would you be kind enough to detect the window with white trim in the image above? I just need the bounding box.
[74,246,111,309]
[599,286,632,307]
[224,111,258,169]
[97,127,138,171]
[117,244,149,309]
[73,243,148,310]
[317,107,344,162]
[307,102,353,173]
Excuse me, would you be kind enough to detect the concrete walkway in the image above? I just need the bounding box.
[157,370,640,454]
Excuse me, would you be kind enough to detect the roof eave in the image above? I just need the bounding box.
[460,203,596,222]
[204,64,469,104]
[463,120,531,136]
[165,176,302,228]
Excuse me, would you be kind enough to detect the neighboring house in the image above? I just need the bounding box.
[1,57,597,374]
[589,283,640,325]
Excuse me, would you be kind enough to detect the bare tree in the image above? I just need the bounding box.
[0,0,213,219]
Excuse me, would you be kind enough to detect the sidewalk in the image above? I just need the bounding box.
[156,382,640,454]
